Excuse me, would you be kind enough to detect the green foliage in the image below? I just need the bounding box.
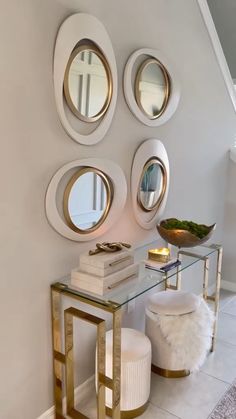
[163,218,209,239]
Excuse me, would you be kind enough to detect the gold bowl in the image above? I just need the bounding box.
[157,219,216,248]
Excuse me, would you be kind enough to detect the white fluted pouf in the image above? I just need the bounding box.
[96,328,151,418]
[146,290,214,378]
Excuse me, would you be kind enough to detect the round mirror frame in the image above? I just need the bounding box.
[137,157,167,212]
[63,44,113,123]
[135,58,171,120]
[124,48,181,127]
[63,167,113,234]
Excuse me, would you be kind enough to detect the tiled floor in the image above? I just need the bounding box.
[76,290,236,419]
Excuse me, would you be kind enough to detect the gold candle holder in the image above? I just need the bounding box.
[148,247,170,263]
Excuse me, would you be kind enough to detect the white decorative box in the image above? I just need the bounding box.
[79,249,134,277]
[71,263,139,295]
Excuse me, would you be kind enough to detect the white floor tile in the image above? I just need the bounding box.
[150,371,229,419]
[219,290,236,310]
[221,296,236,316]
[219,289,236,306]
[200,340,236,383]
[140,403,180,418]
[75,390,179,419]
[217,312,236,346]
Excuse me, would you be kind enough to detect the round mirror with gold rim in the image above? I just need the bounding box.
[63,44,113,123]
[138,158,167,212]
[135,58,170,120]
[63,167,113,234]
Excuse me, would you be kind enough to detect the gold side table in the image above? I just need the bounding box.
[51,243,222,418]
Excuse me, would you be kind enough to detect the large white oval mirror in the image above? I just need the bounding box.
[63,168,113,233]
[138,158,167,211]
[135,58,170,119]
[64,44,112,122]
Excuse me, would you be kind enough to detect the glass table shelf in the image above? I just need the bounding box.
[52,243,221,310]
[51,241,222,419]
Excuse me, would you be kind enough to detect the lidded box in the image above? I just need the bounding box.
[79,249,134,277]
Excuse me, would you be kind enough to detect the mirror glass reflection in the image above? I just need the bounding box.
[139,159,166,211]
[135,59,170,119]
[64,169,112,233]
[64,46,112,122]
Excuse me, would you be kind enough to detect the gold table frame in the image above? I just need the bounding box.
[51,285,122,419]
[51,243,223,418]
[165,244,223,352]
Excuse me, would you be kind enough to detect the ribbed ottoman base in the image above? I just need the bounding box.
[106,401,149,418]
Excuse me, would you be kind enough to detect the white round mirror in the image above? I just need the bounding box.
[138,158,167,211]
[135,58,170,119]
[63,168,113,233]
[64,44,112,122]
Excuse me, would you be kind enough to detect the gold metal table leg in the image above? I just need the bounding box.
[203,257,209,301]
[211,246,223,352]
[51,289,65,419]
[112,309,121,419]
[97,318,106,419]
[64,307,106,419]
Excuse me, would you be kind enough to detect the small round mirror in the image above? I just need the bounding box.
[64,44,112,122]
[63,168,113,233]
[138,158,167,211]
[135,58,170,119]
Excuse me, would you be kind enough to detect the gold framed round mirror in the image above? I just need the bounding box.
[135,58,171,120]
[63,167,113,234]
[138,158,167,212]
[63,44,113,123]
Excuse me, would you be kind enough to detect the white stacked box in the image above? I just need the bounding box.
[80,249,134,277]
[71,249,139,295]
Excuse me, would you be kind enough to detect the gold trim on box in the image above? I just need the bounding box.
[63,43,113,123]
[106,401,149,418]
[137,157,168,212]
[63,167,113,234]
[152,364,190,378]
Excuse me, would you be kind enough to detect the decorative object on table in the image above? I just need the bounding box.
[71,246,138,295]
[71,263,139,295]
[145,258,181,273]
[80,247,133,277]
[146,290,214,377]
[148,247,170,263]
[96,328,151,417]
[157,218,216,248]
[89,241,131,255]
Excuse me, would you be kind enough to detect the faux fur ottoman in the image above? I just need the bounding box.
[145,290,214,377]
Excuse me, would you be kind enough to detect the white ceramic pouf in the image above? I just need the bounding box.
[146,290,214,378]
[96,328,151,418]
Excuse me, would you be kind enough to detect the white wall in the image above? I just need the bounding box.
[0,1,236,418]
[207,0,236,79]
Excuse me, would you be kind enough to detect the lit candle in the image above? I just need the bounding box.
[148,247,170,263]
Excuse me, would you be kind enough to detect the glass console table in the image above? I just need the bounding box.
[51,243,222,419]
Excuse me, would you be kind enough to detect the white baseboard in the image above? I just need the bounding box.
[221,279,236,292]
[37,375,95,419]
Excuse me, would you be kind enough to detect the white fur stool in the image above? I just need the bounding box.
[96,328,151,418]
[146,290,214,378]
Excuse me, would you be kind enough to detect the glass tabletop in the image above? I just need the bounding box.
[51,243,221,310]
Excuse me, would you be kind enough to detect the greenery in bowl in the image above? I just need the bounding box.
[162,218,210,239]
